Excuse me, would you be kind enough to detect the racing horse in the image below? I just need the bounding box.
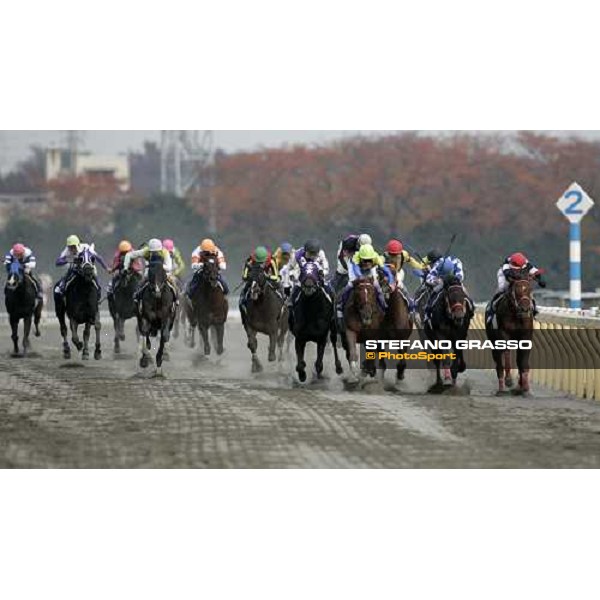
[424,276,473,391]
[108,268,142,354]
[241,264,288,373]
[56,247,102,361]
[137,254,178,373]
[340,277,385,384]
[185,257,228,357]
[289,262,342,382]
[486,271,536,396]
[4,261,43,357]
[378,276,414,383]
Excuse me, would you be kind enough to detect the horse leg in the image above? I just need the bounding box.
[94,314,102,360]
[295,338,307,382]
[82,323,91,360]
[22,316,32,356]
[268,332,277,363]
[504,350,514,388]
[330,326,343,376]
[315,338,327,380]
[10,317,20,356]
[396,358,407,383]
[139,325,151,369]
[247,327,262,373]
[57,310,70,359]
[71,318,83,352]
[156,323,170,373]
[200,324,211,356]
[345,330,359,383]
[516,349,531,397]
[34,300,42,337]
[493,350,509,396]
[277,315,288,362]
[215,324,225,356]
[114,316,121,354]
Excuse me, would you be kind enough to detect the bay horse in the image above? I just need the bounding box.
[378,277,414,383]
[486,272,535,396]
[56,247,102,361]
[242,265,288,373]
[341,277,385,384]
[289,262,342,383]
[4,261,42,357]
[137,255,178,373]
[185,258,228,357]
[424,277,472,391]
[108,268,142,354]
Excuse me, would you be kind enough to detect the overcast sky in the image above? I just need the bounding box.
[1,130,599,173]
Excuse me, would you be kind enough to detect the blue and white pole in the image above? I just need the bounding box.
[557,183,594,311]
[570,222,582,309]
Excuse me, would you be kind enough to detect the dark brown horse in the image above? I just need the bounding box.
[424,278,472,391]
[242,266,288,373]
[486,273,535,396]
[378,284,414,383]
[341,278,385,383]
[185,259,228,357]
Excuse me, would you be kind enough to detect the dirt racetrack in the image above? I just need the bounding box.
[1,317,600,468]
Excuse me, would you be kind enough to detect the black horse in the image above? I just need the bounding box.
[241,265,288,373]
[56,247,102,361]
[424,277,473,391]
[185,258,228,357]
[137,256,177,373]
[289,262,342,382]
[4,261,43,357]
[108,269,142,354]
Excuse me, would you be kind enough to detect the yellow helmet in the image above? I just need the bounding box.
[66,235,81,247]
[200,239,217,253]
[118,240,133,253]
[358,244,378,262]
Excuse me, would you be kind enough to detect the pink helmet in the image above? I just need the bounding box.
[12,243,26,257]
[162,239,175,252]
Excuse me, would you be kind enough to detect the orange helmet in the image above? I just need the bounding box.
[118,240,133,253]
[200,239,217,253]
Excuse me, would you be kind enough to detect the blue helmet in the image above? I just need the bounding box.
[280,243,293,255]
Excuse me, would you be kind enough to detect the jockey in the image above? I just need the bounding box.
[497,252,546,293]
[188,238,229,297]
[489,252,546,317]
[290,240,334,305]
[4,243,43,300]
[163,239,186,280]
[124,238,177,303]
[274,242,295,297]
[106,240,143,299]
[383,239,426,289]
[338,244,393,319]
[55,234,107,301]
[331,233,373,292]
[239,246,280,314]
[424,256,470,318]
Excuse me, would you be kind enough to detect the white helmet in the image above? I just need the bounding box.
[359,234,372,247]
[148,238,163,252]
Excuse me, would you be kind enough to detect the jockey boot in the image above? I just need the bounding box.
[219,275,230,295]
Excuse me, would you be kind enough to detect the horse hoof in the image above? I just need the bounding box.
[140,357,149,369]
[94,350,102,361]
[505,377,514,388]
[251,360,263,374]
[268,354,276,363]
[336,365,344,376]
[114,346,120,355]
[298,370,307,383]
[82,353,89,361]
[428,383,445,395]
[496,390,511,397]
[35,331,41,338]
[119,334,126,342]
[74,342,83,352]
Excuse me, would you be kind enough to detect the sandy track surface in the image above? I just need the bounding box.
[1,320,599,468]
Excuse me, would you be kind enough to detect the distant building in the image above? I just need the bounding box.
[45,148,130,192]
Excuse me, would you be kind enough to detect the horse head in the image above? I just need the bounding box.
[202,257,220,289]
[76,247,96,282]
[6,261,24,291]
[352,277,378,327]
[508,272,534,318]
[300,262,320,298]
[249,264,267,301]
[148,255,167,299]
[444,277,468,324]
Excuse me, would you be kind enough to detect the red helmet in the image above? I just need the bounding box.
[509,253,528,269]
[386,240,404,256]
[12,243,26,257]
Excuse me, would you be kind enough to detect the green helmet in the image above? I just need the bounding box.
[254,246,269,263]
[358,244,378,263]
[66,235,81,247]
